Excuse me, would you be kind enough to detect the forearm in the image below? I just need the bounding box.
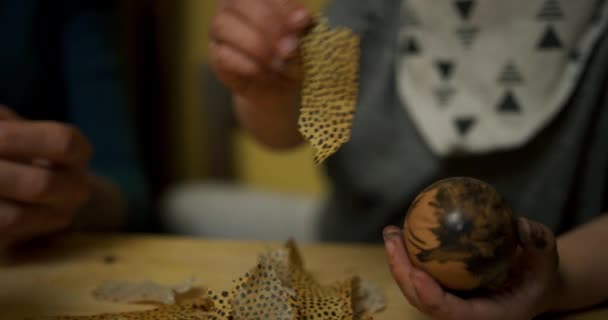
[233,94,303,149]
[548,214,608,312]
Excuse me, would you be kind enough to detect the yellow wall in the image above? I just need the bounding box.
[169,0,216,180]
[172,0,329,195]
[233,131,329,196]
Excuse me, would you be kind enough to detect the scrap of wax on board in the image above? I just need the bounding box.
[92,277,200,305]
[34,240,385,320]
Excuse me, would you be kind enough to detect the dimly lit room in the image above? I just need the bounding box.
[1,0,607,319]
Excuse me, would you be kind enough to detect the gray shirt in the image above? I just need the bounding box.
[318,0,608,242]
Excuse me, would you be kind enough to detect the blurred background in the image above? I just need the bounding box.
[119,0,330,240]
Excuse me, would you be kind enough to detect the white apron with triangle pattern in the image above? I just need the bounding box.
[396,0,608,156]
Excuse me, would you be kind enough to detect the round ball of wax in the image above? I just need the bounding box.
[403,177,518,292]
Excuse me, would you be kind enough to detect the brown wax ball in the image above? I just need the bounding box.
[403,177,518,292]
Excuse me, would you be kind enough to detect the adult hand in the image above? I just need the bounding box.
[0,106,93,244]
[383,217,560,320]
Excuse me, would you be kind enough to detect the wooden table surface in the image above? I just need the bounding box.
[0,233,605,319]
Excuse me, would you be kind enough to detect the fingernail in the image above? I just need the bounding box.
[383,229,401,256]
[290,9,309,26]
[277,36,298,58]
[383,226,403,257]
[384,239,395,255]
[383,226,402,240]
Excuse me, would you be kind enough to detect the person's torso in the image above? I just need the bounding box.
[320,0,608,242]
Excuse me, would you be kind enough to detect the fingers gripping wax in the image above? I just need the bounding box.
[403,177,519,291]
[298,15,360,164]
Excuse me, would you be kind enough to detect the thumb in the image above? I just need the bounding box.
[516,217,559,271]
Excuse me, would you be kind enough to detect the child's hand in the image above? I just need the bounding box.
[383,218,561,320]
[210,0,312,104]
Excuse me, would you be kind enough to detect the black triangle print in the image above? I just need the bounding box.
[401,37,421,55]
[590,0,604,24]
[498,62,524,86]
[455,0,476,20]
[537,25,563,50]
[537,0,564,21]
[455,26,480,49]
[433,86,455,107]
[454,117,476,136]
[497,90,522,113]
[435,60,455,80]
[568,48,581,62]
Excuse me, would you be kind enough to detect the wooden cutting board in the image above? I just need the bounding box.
[0,233,605,319]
